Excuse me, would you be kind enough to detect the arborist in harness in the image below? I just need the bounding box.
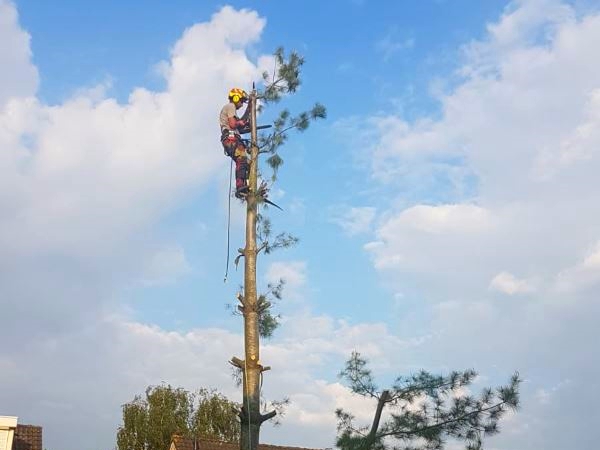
[220,88,251,198]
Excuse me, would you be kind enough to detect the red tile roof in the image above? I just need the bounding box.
[171,434,197,450]
[13,424,43,450]
[170,436,322,450]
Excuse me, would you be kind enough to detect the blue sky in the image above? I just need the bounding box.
[11,0,510,331]
[3,1,600,450]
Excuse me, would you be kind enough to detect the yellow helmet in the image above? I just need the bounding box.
[228,88,248,104]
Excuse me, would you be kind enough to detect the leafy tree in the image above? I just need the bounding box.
[192,389,241,442]
[116,385,240,450]
[336,352,520,450]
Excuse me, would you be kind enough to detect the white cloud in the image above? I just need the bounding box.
[386,204,491,234]
[266,261,307,289]
[489,271,536,295]
[0,0,38,106]
[0,304,420,450]
[0,20,384,426]
[356,2,600,448]
[0,3,272,328]
[5,2,600,450]
[140,245,192,286]
[554,240,600,292]
[362,1,600,287]
[0,5,279,450]
[365,204,493,273]
[330,206,376,236]
[534,88,600,178]
[461,0,574,72]
[0,8,272,262]
[274,381,376,447]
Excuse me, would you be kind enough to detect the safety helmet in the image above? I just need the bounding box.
[228,88,248,104]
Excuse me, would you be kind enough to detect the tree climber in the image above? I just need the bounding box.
[220,88,251,198]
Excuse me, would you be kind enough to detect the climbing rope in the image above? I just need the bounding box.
[224,158,233,283]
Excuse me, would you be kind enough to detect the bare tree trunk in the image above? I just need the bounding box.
[236,89,271,450]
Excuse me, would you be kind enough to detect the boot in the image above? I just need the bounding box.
[235,184,249,199]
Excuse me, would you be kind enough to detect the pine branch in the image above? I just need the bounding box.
[389,370,477,403]
[256,280,286,338]
[336,353,521,450]
[339,351,380,398]
[379,399,514,439]
[255,48,325,180]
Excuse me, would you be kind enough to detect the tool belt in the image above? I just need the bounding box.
[221,128,243,158]
[221,128,240,143]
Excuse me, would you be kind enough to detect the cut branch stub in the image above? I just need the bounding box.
[257,300,272,313]
[260,410,277,423]
[235,249,245,268]
[230,356,245,369]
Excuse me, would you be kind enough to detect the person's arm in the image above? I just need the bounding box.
[228,116,240,129]
[228,116,247,130]
[240,103,251,122]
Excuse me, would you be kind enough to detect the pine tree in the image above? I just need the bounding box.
[229,47,325,450]
[336,352,521,450]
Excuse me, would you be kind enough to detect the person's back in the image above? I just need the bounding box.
[220,101,238,132]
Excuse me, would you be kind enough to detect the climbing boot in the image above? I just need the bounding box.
[235,186,249,199]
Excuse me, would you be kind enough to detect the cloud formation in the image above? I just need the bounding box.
[360,0,600,447]
[0,0,38,105]
[5,1,600,450]
[0,4,277,449]
[489,271,536,295]
[0,5,408,450]
[0,3,271,334]
[329,206,376,236]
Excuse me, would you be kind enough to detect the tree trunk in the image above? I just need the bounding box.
[362,390,390,450]
[239,89,263,450]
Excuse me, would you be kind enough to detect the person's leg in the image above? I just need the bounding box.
[234,143,249,197]
[222,138,236,158]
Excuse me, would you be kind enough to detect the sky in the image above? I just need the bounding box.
[2,0,600,449]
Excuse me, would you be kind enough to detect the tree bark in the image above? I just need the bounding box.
[362,390,390,450]
[239,89,263,450]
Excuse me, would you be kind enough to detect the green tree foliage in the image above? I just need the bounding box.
[254,48,324,334]
[336,352,520,450]
[257,47,326,179]
[116,385,240,450]
[256,279,285,338]
[192,389,241,442]
[232,47,325,340]
[227,277,284,340]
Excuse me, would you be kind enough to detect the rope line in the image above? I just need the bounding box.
[224,158,233,283]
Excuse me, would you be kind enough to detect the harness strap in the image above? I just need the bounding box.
[221,128,240,141]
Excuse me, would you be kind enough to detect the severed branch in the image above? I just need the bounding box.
[260,410,277,423]
[230,356,245,369]
[234,249,245,268]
